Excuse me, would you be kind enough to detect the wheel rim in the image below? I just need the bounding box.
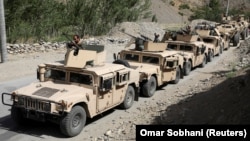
[188,62,191,70]
[126,90,133,105]
[176,69,180,81]
[150,79,156,94]
[72,113,82,128]
[203,57,206,65]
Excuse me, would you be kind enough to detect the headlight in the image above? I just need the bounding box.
[139,72,148,80]
[44,102,51,112]
[56,100,67,111]
[17,96,25,106]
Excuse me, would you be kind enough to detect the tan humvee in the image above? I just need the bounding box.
[165,34,208,75]
[216,22,240,46]
[2,45,140,137]
[195,28,224,59]
[236,15,249,40]
[217,15,249,46]
[114,40,184,97]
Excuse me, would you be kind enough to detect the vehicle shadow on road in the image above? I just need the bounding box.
[0,115,63,138]
[0,109,116,138]
[151,68,250,125]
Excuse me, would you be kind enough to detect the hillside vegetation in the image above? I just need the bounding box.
[4,0,151,43]
[4,0,250,43]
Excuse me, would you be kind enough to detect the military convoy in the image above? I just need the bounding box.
[2,44,140,137]
[1,14,249,138]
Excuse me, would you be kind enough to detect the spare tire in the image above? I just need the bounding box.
[113,59,130,68]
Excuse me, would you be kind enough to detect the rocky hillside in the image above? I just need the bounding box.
[145,0,250,24]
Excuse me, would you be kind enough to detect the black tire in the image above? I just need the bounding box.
[225,40,230,50]
[241,29,246,40]
[246,28,249,38]
[199,55,206,68]
[207,51,213,62]
[120,85,135,109]
[171,67,181,84]
[219,44,223,55]
[11,107,26,125]
[113,59,130,68]
[142,76,157,97]
[60,106,86,137]
[183,61,191,76]
[233,34,239,46]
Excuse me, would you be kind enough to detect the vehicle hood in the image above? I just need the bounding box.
[203,43,216,49]
[177,51,192,58]
[13,81,92,102]
[128,62,159,72]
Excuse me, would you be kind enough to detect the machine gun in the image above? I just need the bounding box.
[119,30,153,51]
[119,30,152,41]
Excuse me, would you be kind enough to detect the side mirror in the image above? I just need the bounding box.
[37,69,40,80]
[196,47,201,55]
[201,46,206,54]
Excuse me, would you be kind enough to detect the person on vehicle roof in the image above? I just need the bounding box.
[153,33,160,42]
[67,34,85,49]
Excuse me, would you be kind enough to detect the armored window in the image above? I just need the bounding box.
[167,44,178,50]
[142,56,159,64]
[166,60,178,68]
[70,72,92,85]
[45,69,66,81]
[180,45,193,51]
[116,70,130,86]
[123,53,139,62]
[203,38,214,44]
[165,57,178,68]
[99,73,114,91]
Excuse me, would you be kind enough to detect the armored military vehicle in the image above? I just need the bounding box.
[195,26,224,58]
[236,14,249,40]
[165,34,208,75]
[2,44,140,137]
[113,40,184,98]
[217,15,249,46]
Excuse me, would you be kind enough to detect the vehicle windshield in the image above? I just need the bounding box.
[180,45,193,51]
[167,44,178,50]
[69,72,93,85]
[44,69,93,85]
[142,56,159,64]
[45,69,66,81]
[203,38,215,44]
[123,53,139,62]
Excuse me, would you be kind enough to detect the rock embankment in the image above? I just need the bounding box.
[6,42,66,54]
[6,22,168,55]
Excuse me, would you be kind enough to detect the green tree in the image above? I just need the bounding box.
[190,0,222,22]
[4,0,151,43]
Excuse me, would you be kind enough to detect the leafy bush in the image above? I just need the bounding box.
[169,1,175,6]
[4,0,151,43]
[179,4,190,10]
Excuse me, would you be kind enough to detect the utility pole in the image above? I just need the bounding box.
[225,0,229,17]
[0,0,7,63]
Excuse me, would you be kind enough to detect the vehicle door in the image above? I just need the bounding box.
[97,73,114,112]
[194,45,206,66]
[162,57,178,82]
